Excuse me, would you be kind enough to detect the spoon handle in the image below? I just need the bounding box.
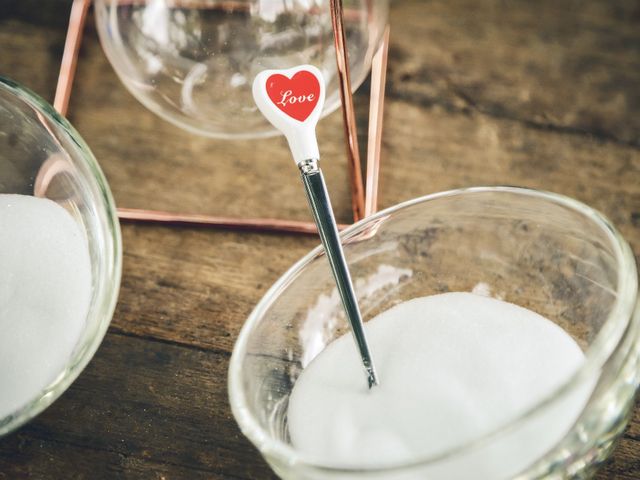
[299,158,379,388]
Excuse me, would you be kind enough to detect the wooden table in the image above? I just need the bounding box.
[1,0,638,477]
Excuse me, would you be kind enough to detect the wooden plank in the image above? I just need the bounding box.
[0,0,72,28]
[626,402,640,440]
[597,435,640,479]
[0,20,66,102]
[0,333,277,479]
[112,224,319,351]
[387,0,640,146]
[377,100,640,254]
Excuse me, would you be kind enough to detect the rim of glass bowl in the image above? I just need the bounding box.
[228,186,639,474]
[0,76,123,436]
[94,0,385,140]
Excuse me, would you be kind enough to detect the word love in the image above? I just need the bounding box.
[266,70,320,122]
[277,90,316,107]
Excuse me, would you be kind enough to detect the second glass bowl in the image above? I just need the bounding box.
[229,187,640,479]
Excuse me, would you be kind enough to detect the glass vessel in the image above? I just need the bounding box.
[94,0,389,139]
[0,77,122,436]
[229,187,640,479]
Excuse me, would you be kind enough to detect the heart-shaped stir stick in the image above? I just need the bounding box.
[253,65,379,389]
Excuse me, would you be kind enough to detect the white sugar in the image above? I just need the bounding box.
[0,194,92,418]
[288,292,591,477]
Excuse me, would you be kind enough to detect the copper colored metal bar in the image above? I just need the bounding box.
[118,208,347,234]
[364,26,389,218]
[54,0,90,116]
[329,0,366,223]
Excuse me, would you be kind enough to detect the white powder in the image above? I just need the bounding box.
[0,194,92,418]
[288,292,590,477]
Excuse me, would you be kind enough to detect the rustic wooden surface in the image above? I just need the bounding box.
[1,0,639,478]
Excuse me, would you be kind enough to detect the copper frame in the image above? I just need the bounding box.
[54,0,388,235]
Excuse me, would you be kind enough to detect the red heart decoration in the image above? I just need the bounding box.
[266,71,320,122]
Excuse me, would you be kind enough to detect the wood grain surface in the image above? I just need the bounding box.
[0,0,639,478]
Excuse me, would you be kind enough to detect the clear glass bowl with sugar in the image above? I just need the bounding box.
[229,187,639,479]
[0,77,122,436]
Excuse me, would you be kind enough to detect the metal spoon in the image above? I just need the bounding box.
[252,65,379,388]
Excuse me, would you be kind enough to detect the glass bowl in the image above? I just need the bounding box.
[229,187,640,479]
[0,77,122,436]
[94,0,389,139]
